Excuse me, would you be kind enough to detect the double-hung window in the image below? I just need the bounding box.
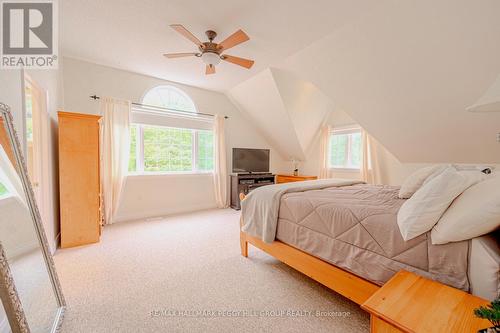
[328,127,362,170]
[128,86,214,175]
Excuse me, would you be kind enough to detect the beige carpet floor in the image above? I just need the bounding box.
[54,209,369,333]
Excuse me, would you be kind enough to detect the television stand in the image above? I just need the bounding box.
[230,173,275,210]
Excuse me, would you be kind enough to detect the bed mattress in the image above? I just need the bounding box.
[469,233,499,300]
[275,184,470,291]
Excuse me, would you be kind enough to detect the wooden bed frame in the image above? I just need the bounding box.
[239,229,380,305]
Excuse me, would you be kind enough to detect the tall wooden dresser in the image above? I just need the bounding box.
[58,111,101,248]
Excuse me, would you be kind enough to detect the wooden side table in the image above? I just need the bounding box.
[361,270,491,332]
[276,174,317,184]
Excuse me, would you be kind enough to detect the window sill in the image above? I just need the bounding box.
[0,193,13,201]
[329,167,361,172]
[126,172,213,179]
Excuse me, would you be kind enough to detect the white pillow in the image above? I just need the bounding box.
[398,165,448,199]
[431,174,500,244]
[397,167,485,241]
[453,165,495,173]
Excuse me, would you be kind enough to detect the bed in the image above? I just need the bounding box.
[239,180,499,304]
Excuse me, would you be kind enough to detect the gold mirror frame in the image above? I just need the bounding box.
[0,102,65,333]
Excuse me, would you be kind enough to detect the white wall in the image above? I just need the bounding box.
[24,68,63,253]
[272,69,332,155]
[0,68,61,253]
[228,68,333,164]
[298,109,454,186]
[0,71,24,136]
[0,0,63,251]
[62,57,288,222]
[299,109,366,180]
[280,0,500,164]
[0,195,40,259]
[228,69,306,161]
[0,302,8,333]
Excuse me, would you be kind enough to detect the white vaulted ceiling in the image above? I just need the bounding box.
[61,0,384,91]
[229,69,306,160]
[228,68,332,161]
[272,69,333,155]
[278,0,500,163]
[61,0,500,164]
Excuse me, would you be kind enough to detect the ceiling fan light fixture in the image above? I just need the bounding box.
[201,52,221,66]
[166,25,254,75]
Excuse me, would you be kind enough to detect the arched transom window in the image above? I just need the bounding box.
[142,85,196,112]
[129,86,214,174]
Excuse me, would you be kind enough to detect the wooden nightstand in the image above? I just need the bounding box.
[276,174,318,184]
[361,270,491,333]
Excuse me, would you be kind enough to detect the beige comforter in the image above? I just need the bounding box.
[276,183,470,290]
[240,179,364,243]
[241,180,470,291]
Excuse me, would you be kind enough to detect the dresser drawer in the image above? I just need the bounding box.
[276,175,317,184]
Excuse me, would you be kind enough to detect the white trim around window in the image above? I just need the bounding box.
[330,125,361,135]
[328,125,362,170]
[128,123,215,176]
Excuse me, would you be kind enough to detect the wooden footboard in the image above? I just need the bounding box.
[239,229,379,305]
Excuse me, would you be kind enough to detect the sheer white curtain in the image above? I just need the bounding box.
[318,125,331,179]
[101,97,131,224]
[213,114,229,208]
[361,130,381,184]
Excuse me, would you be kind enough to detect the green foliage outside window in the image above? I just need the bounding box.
[329,134,347,167]
[143,126,193,172]
[128,124,214,173]
[128,125,137,172]
[0,182,8,196]
[129,86,214,174]
[197,130,214,172]
[328,131,362,169]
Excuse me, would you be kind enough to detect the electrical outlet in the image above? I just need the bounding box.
[497,132,500,143]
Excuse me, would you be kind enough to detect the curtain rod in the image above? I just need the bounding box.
[89,95,228,119]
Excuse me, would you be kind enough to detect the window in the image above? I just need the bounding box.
[0,181,8,197]
[196,130,215,171]
[142,85,196,112]
[128,86,214,174]
[328,127,362,169]
[129,124,214,174]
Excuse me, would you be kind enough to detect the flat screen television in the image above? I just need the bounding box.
[232,148,270,173]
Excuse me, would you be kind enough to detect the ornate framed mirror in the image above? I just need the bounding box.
[0,102,65,333]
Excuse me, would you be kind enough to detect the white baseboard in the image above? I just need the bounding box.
[51,232,60,254]
[113,203,218,223]
[8,241,39,261]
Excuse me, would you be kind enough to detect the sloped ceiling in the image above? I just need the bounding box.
[228,69,332,161]
[271,69,333,153]
[61,0,500,164]
[228,69,305,160]
[60,0,386,91]
[278,0,500,163]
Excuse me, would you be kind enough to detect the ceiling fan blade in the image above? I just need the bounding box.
[222,55,254,69]
[217,29,249,51]
[206,64,215,75]
[170,24,203,47]
[163,52,199,58]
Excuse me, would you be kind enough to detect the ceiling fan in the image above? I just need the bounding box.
[164,24,255,75]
